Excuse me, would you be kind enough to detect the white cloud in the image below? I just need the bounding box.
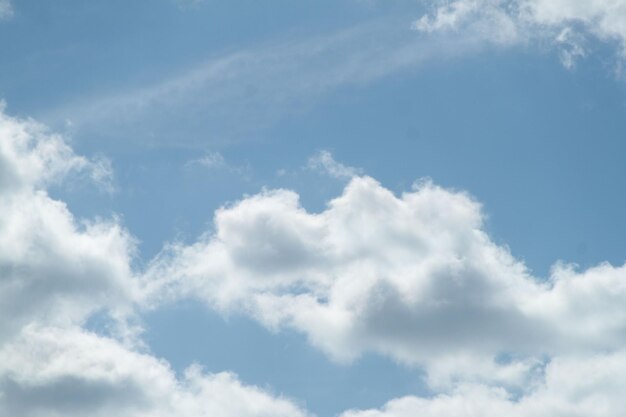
[0,106,309,417]
[307,150,363,180]
[414,0,626,68]
[341,351,626,417]
[0,326,310,417]
[145,174,626,391]
[413,0,521,45]
[0,107,132,344]
[0,102,113,194]
[36,2,626,149]
[6,104,626,416]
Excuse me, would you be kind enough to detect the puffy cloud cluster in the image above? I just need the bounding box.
[146,175,626,381]
[0,107,310,417]
[414,0,626,68]
[145,162,626,414]
[5,101,626,416]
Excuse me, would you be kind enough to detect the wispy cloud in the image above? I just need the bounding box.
[0,0,13,21]
[185,151,251,180]
[36,2,626,150]
[307,150,363,180]
[45,18,487,148]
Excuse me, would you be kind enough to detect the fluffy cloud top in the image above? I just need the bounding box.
[142,167,626,415]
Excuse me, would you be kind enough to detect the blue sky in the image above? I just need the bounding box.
[2,1,626,416]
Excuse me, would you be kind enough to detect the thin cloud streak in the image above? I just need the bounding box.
[45,18,489,148]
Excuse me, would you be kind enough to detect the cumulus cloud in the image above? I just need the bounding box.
[414,0,626,68]
[0,106,311,417]
[145,173,626,392]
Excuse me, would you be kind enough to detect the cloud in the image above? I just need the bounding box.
[340,351,626,417]
[0,326,310,417]
[0,106,311,417]
[307,150,363,180]
[185,151,252,180]
[190,151,228,169]
[0,106,132,344]
[0,102,113,194]
[7,103,626,416]
[0,0,13,20]
[145,173,626,391]
[45,18,486,147]
[415,0,626,69]
[35,2,626,150]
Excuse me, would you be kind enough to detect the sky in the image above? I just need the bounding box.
[1,1,626,416]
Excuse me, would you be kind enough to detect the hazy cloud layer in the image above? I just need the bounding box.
[47,19,487,147]
[0,0,12,20]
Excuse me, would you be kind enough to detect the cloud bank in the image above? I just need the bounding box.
[4,104,626,416]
